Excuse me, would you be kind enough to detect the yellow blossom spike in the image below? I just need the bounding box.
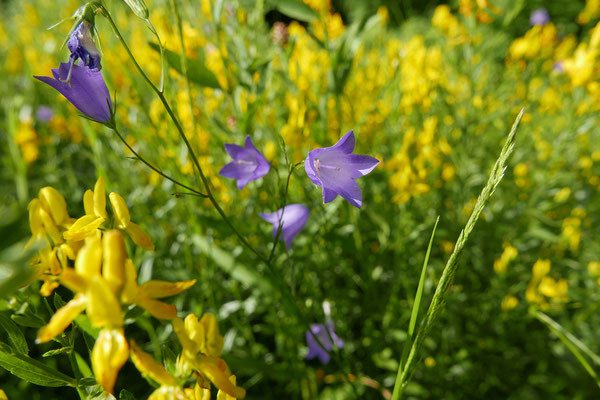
[109,192,131,229]
[191,358,245,399]
[102,230,127,294]
[75,236,103,277]
[135,296,178,320]
[92,328,129,394]
[93,177,108,219]
[37,294,86,343]
[28,198,45,237]
[200,313,224,357]
[130,339,179,387]
[38,187,68,226]
[83,189,94,216]
[138,279,197,299]
[217,374,240,400]
[63,214,105,241]
[87,276,124,328]
[121,258,138,304]
[38,207,64,245]
[125,222,154,250]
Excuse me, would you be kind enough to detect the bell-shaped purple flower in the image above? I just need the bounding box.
[68,21,102,71]
[219,136,271,189]
[305,130,379,208]
[259,204,309,249]
[34,63,113,123]
[306,322,344,364]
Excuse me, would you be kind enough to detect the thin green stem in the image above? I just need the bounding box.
[112,126,207,197]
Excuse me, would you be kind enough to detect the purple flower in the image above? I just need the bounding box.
[529,8,550,26]
[219,136,270,189]
[259,204,309,249]
[68,21,102,71]
[36,106,54,122]
[306,322,344,364]
[34,63,112,123]
[305,130,379,208]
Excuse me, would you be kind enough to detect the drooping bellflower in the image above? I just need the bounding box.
[68,20,102,72]
[219,136,270,189]
[305,321,344,364]
[34,63,113,123]
[259,204,309,249]
[305,130,379,208]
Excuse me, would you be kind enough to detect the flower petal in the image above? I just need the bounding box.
[130,339,179,387]
[331,130,355,153]
[92,329,129,394]
[135,296,177,319]
[348,154,379,178]
[37,294,86,343]
[125,222,154,250]
[139,279,197,299]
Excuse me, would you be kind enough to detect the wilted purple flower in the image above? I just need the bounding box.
[529,8,550,26]
[259,204,309,249]
[219,136,270,189]
[36,106,54,122]
[306,322,344,364]
[68,21,102,71]
[34,63,112,123]
[305,130,379,208]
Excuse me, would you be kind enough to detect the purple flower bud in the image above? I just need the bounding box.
[68,21,102,71]
[219,136,271,189]
[305,130,379,208]
[529,8,550,26]
[34,63,113,123]
[259,204,309,249]
[306,322,344,364]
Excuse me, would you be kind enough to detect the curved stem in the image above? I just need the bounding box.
[112,125,207,197]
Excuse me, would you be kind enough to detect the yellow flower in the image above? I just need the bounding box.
[64,177,154,250]
[130,339,180,388]
[493,244,518,273]
[173,314,245,398]
[92,328,129,394]
[501,295,519,311]
[0,389,7,400]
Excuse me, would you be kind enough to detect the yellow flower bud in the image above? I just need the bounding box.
[102,230,127,294]
[37,294,86,343]
[28,198,45,237]
[109,192,131,229]
[86,276,123,328]
[75,236,102,277]
[83,189,94,216]
[92,329,129,394]
[130,339,179,387]
[38,187,68,226]
[93,177,108,219]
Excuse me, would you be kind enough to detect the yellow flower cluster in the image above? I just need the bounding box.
[27,177,244,397]
[493,244,518,273]
[387,117,453,204]
[525,259,569,308]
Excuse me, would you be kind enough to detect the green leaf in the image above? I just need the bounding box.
[268,0,317,22]
[0,342,75,387]
[0,312,28,354]
[75,351,92,378]
[212,0,225,22]
[53,292,66,310]
[149,43,221,89]
[74,314,101,339]
[11,313,45,329]
[192,235,275,295]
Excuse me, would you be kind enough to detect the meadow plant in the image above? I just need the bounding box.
[2,0,600,399]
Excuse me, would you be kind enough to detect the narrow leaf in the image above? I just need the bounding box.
[269,0,317,22]
[0,312,28,354]
[0,342,75,387]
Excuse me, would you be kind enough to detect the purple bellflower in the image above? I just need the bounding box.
[306,322,344,364]
[305,130,379,208]
[68,21,102,72]
[34,63,113,123]
[529,8,550,26]
[259,204,309,249]
[219,136,271,189]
